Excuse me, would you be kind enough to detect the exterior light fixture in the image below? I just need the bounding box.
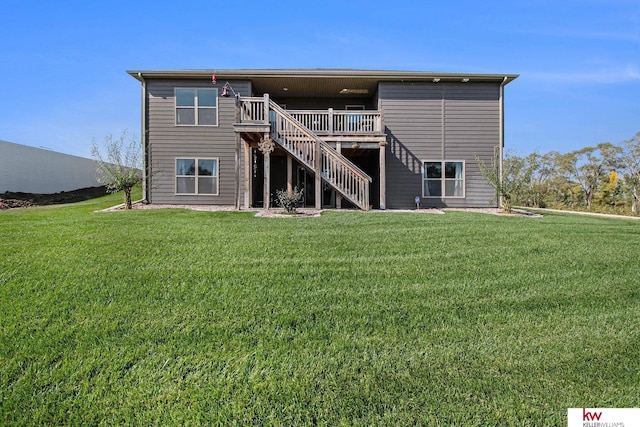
[461,78,469,83]
[216,81,241,105]
[433,78,440,83]
[212,74,239,99]
[221,82,237,97]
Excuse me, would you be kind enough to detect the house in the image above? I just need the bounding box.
[127,69,517,210]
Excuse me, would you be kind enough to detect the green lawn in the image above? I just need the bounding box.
[1,193,638,426]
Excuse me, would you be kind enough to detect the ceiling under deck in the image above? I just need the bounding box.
[247,76,380,98]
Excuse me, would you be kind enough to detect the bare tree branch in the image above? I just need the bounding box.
[91,130,142,209]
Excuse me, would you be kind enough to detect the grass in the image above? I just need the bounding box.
[1,192,639,426]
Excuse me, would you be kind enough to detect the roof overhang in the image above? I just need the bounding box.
[127,69,518,98]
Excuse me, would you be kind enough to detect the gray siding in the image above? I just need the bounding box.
[145,79,251,205]
[0,139,101,193]
[379,82,500,208]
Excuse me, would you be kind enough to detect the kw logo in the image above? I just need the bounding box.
[583,408,603,421]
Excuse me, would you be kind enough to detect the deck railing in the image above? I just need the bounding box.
[239,97,268,123]
[239,101,382,136]
[288,109,382,135]
[269,102,318,169]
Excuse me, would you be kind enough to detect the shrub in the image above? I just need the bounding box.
[275,187,304,214]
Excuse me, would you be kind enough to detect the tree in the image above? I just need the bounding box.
[512,151,556,208]
[91,130,142,209]
[620,132,640,214]
[556,143,621,209]
[593,169,622,209]
[475,149,529,213]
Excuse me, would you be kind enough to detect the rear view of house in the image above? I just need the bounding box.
[128,69,517,210]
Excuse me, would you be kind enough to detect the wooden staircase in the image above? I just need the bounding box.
[239,96,372,210]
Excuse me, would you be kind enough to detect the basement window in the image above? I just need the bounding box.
[175,88,218,126]
[423,161,465,198]
[176,158,219,195]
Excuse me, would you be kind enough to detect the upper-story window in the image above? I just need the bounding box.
[423,161,465,198]
[175,88,218,126]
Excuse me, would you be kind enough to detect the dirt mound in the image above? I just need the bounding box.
[0,186,108,209]
[0,199,36,209]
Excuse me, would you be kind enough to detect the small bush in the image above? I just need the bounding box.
[276,187,304,214]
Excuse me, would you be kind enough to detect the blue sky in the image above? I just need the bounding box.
[1,0,638,159]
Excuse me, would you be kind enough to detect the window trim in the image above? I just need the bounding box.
[422,160,466,198]
[174,88,219,127]
[175,157,219,195]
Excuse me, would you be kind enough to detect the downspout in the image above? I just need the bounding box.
[498,76,508,208]
[138,72,149,203]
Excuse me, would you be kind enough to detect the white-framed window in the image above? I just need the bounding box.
[175,88,218,126]
[423,161,465,198]
[175,158,219,195]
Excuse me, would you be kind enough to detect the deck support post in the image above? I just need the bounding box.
[336,142,342,209]
[263,94,270,125]
[263,151,270,209]
[259,133,275,209]
[379,141,386,210]
[244,141,251,209]
[315,139,322,210]
[287,154,293,192]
